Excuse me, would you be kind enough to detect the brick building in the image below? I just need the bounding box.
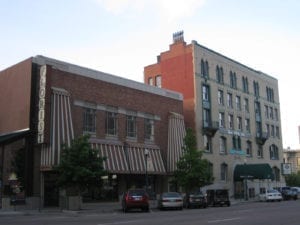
[144,32,285,199]
[0,56,185,209]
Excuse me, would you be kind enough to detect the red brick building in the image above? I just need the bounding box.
[0,56,185,209]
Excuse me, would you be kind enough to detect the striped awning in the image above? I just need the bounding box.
[90,140,166,175]
[167,112,186,173]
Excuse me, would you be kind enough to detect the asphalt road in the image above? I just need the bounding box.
[1,200,300,225]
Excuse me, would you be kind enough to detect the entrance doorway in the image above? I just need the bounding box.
[43,172,59,207]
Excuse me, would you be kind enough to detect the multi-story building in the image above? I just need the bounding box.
[0,56,185,209]
[283,148,300,173]
[144,31,285,199]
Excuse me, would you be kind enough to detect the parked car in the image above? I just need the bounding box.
[259,189,282,202]
[184,191,207,208]
[158,192,183,210]
[279,187,297,200]
[206,189,230,207]
[121,189,149,212]
[291,187,300,199]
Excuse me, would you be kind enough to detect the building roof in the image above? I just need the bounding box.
[32,55,183,101]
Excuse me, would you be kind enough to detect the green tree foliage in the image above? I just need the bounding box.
[173,128,213,193]
[285,171,300,186]
[55,135,107,195]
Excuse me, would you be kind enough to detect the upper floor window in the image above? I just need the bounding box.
[246,140,252,157]
[155,75,162,88]
[269,144,279,160]
[218,90,224,105]
[203,135,212,153]
[253,81,260,97]
[105,111,118,136]
[145,118,154,141]
[273,167,280,181]
[83,108,96,133]
[220,136,227,154]
[237,116,242,130]
[242,76,249,93]
[244,98,249,113]
[274,108,279,121]
[216,66,224,84]
[266,86,275,102]
[228,114,234,129]
[257,144,263,158]
[236,96,241,110]
[232,135,241,150]
[229,71,237,89]
[148,77,153,86]
[201,59,209,78]
[202,85,210,101]
[219,112,225,128]
[126,115,137,138]
[275,126,280,139]
[227,93,233,108]
[245,118,250,132]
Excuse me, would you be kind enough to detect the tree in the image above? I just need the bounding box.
[55,135,107,196]
[173,128,213,193]
[285,171,300,186]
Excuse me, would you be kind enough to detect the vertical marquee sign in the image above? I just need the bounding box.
[37,65,46,144]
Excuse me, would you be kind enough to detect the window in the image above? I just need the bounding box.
[203,109,210,126]
[202,85,210,101]
[126,115,137,138]
[245,118,250,132]
[83,108,96,133]
[237,116,242,130]
[266,124,270,137]
[275,126,280,139]
[266,86,275,102]
[148,77,153,85]
[216,66,224,84]
[232,136,241,150]
[236,96,241,110]
[220,163,228,181]
[229,71,237,89]
[201,59,209,78]
[274,108,278,121]
[269,144,279,160]
[105,111,118,136]
[257,144,263,158]
[246,141,252,157]
[219,112,225,128]
[228,114,234,129]
[227,93,233,108]
[265,105,269,118]
[244,98,249,112]
[218,90,224,105]
[145,118,154,141]
[253,81,260,97]
[220,136,227,154]
[269,107,273,119]
[203,135,212,153]
[155,75,162,88]
[242,76,249,93]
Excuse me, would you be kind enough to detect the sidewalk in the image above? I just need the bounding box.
[0,198,256,217]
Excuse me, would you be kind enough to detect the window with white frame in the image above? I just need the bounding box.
[244,98,249,113]
[126,115,137,138]
[105,111,118,136]
[219,112,225,128]
[155,75,162,88]
[218,90,224,105]
[202,85,209,101]
[236,96,241,110]
[220,136,227,154]
[83,108,96,133]
[227,93,233,108]
[144,118,154,141]
[237,116,242,130]
[228,114,234,129]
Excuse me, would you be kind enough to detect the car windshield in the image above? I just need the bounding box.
[128,189,146,196]
[216,190,228,195]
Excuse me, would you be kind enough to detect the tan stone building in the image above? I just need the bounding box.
[144,32,285,199]
[283,148,300,173]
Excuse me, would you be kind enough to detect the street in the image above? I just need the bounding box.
[1,200,300,225]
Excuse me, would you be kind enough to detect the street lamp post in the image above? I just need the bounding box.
[144,149,149,193]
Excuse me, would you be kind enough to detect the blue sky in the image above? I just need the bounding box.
[1,0,300,148]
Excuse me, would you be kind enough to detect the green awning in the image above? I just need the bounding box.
[234,163,274,181]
